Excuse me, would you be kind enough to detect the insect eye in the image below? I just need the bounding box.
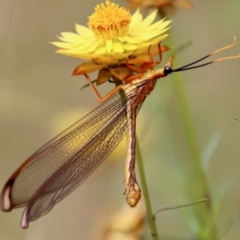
[163,66,172,75]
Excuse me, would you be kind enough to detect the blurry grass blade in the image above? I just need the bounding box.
[219,219,234,239]
[171,40,193,56]
[201,133,221,170]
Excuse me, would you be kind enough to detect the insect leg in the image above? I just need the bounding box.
[83,73,123,103]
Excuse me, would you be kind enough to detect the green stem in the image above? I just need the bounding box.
[136,138,159,240]
[167,32,217,239]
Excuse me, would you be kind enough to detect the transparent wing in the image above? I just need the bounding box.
[1,82,146,227]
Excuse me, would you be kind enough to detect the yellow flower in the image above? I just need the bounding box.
[51,0,171,62]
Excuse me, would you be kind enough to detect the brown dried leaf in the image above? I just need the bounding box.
[72,62,105,76]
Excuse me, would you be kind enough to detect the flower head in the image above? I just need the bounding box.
[51,0,171,62]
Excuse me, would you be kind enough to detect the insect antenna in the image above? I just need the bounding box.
[172,36,240,72]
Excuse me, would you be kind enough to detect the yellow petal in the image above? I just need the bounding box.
[122,44,138,51]
[95,46,107,54]
[56,50,92,60]
[75,24,93,36]
[112,42,124,53]
[57,35,82,44]
[50,41,79,49]
[108,52,132,59]
[133,34,169,55]
[67,39,102,53]
[132,18,168,33]
[132,45,170,58]
[132,31,164,42]
[60,32,82,42]
[143,19,165,32]
[119,35,138,44]
[157,20,172,32]
[117,36,124,42]
[139,10,157,28]
[129,9,142,29]
[106,39,112,52]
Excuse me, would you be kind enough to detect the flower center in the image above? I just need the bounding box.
[88,0,131,40]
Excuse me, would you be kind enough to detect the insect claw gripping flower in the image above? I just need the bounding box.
[51,0,171,84]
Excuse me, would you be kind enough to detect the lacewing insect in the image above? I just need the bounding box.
[1,38,239,229]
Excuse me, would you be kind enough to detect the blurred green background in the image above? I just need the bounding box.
[0,0,240,239]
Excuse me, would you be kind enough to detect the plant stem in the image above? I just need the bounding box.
[167,32,217,239]
[136,138,159,240]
